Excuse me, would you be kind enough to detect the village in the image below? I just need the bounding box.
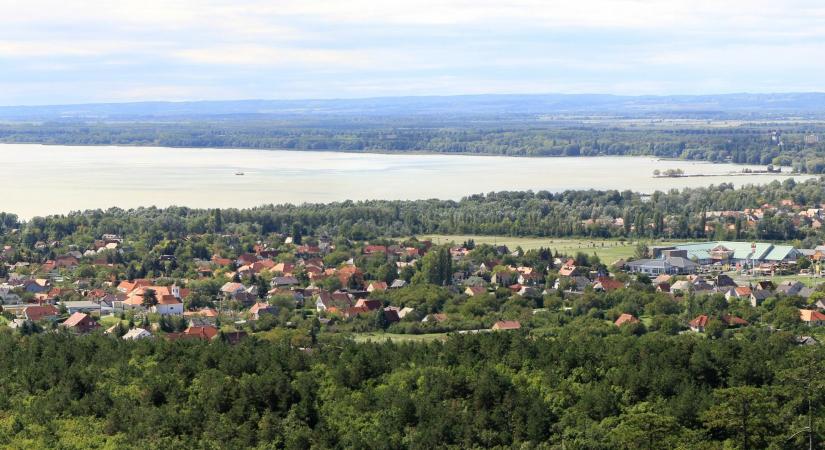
[3,218,825,343]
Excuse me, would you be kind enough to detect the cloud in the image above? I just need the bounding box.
[1,0,824,103]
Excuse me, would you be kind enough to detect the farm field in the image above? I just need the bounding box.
[420,234,676,263]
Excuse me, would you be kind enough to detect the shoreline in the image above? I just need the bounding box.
[0,141,789,168]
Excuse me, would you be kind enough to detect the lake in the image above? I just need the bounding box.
[0,143,813,218]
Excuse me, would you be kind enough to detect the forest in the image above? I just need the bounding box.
[1,325,825,449]
[1,117,824,172]
[5,177,825,252]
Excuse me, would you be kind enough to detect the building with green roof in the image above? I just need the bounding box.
[652,241,800,266]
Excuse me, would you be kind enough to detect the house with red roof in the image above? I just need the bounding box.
[249,302,276,320]
[721,315,749,327]
[182,325,219,340]
[61,312,100,334]
[800,309,825,326]
[689,314,710,332]
[492,320,521,331]
[364,245,387,255]
[23,305,60,322]
[595,277,624,292]
[354,298,382,311]
[614,313,639,327]
[151,294,183,316]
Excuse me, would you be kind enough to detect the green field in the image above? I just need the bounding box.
[351,332,449,343]
[731,273,825,288]
[421,235,672,263]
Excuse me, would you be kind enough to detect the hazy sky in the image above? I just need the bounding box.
[1,0,824,104]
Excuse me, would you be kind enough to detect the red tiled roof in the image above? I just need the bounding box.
[800,309,825,322]
[492,320,521,330]
[184,326,219,340]
[722,315,749,326]
[614,313,639,327]
[689,314,710,328]
[62,312,98,328]
[24,305,59,321]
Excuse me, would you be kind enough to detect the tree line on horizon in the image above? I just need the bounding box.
[1,119,825,172]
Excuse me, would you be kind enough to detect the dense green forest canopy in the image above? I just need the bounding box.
[1,326,824,448]
[3,177,824,248]
[1,116,825,172]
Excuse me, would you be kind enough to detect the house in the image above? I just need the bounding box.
[61,300,102,315]
[249,302,276,320]
[492,320,521,331]
[122,328,152,340]
[23,305,60,322]
[625,256,698,275]
[182,325,220,340]
[151,295,184,316]
[652,274,672,285]
[354,298,382,311]
[721,315,749,327]
[517,286,540,297]
[574,276,593,291]
[557,260,577,277]
[755,280,776,291]
[725,286,752,302]
[337,266,365,288]
[342,306,371,319]
[689,315,710,332]
[367,281,388,293]
[390,279,407,289]
[363,245,387,255]
[800,309,825,326]
[465,286,487,296]
[61,312,100,334]
[669,280,692,294]
[594,277,624,292]
[713,274,738,289]
[517,272,541,286]
[117,278,152,294]
[220,282,247,296]
[271,276,300,288]
[614,313,639,327]
[315,290,353,312]
[220,282,257,305]
[750,290,772,307]
[422,313,448,323]
[491,270,516,286]
[184,307,220,321]
[776,281,806,296]
[382,307,401,324]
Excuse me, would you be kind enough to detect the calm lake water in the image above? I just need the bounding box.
[0,143,813,218]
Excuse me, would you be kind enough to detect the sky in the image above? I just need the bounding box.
[1,0,824,105]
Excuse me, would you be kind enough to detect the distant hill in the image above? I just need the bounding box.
[2,93,825,120]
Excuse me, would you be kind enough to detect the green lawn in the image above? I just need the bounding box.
[0,316,8,326]
[421,234,675,264]
[351,332,449,343]
[98,316,129,328]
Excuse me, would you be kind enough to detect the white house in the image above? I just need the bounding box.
[122,328,152,340]
[151,295,184,316]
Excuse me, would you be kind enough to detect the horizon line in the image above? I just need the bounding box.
[3,91,825,109]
